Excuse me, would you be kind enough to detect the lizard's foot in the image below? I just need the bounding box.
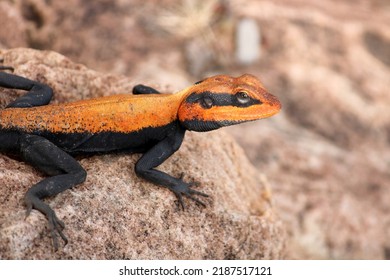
[170,181,209,210]
[25,195,68,251]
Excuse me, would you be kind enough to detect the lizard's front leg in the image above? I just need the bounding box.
[134,125,208,209]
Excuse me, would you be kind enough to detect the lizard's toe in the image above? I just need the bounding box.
[47,211,68,250]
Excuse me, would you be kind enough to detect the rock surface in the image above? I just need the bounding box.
[228,0,390,259]
[0,48,286,259]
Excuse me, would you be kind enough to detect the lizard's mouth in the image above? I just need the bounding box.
[180,97,281,122]
[178,99,281,132]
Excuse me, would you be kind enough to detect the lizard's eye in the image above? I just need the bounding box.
[236,91,250,104]
[200,96,213,109]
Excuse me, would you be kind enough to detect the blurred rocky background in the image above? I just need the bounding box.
[0,0,389,259]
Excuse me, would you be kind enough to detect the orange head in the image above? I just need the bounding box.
[177,74,281,131]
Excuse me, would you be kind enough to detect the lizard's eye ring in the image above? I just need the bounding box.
[200,96,213,109]
[236,91,250,104]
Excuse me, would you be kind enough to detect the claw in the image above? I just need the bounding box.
[171,181,208,210]
[25,202,33,219]
[176,194,186,211]
[47,211,68,251]
[24,195,68,251]
[184,192,207,207]
[189,188,209,197]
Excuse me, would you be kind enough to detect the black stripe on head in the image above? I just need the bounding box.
[185,91,261,109]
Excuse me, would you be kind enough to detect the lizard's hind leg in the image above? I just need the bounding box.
[0,72,53,108]
[19,134,87,250]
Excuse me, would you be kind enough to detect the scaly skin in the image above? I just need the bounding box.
[0,74,280,134]
[0,71,281,250]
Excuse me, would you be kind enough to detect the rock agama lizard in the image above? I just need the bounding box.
[0,67,281,250]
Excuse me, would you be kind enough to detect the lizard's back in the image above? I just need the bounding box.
[0,93,183,153]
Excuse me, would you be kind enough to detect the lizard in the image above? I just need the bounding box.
[0,68,281,250]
